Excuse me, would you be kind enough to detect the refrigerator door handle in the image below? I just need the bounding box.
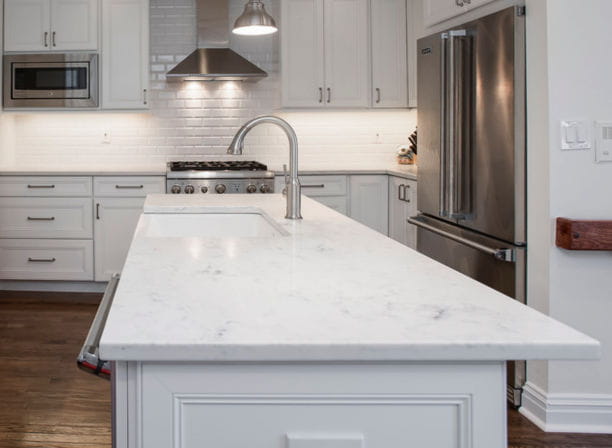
[447,29,467,219]
[76,273,120,379]
[407,217,515,262]
[439,33,448,217]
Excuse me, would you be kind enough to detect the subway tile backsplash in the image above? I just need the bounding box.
[1,0,416,170]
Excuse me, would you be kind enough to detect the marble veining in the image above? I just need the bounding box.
[99,194,599,362]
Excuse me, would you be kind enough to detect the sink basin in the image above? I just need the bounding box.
[140,213,288,238]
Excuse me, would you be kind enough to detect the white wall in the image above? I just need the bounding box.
[1,0,416,170]
[522,0,612,433]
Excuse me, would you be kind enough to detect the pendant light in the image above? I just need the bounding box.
[232,0,278,36]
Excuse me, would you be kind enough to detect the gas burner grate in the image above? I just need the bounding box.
[168,161,268,172]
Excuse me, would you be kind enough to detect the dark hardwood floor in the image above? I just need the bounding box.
[1,292,611,448]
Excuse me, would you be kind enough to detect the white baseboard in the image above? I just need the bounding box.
[520,381,612,434]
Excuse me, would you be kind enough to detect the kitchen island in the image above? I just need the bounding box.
[99,194,599,448]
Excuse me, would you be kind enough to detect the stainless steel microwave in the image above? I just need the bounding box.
[3,53,98,108]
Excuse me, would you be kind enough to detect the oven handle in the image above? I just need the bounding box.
[76,273,120,379]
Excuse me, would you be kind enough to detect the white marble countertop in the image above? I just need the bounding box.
[99,194,599,362]
[0,162,417,179]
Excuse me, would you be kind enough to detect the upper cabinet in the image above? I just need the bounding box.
[423,0,496,27]
[282,0,370,108]
[371,0,407,108]
[4,0,98,52]
[101,0,149,109]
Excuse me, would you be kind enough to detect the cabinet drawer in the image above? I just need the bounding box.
[300,175,347,197]
[0,176,92,197]
[94,176,166,197]
[0,197,93,239]
[0,239,94,281]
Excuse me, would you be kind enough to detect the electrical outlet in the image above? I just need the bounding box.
[102,130,111,144]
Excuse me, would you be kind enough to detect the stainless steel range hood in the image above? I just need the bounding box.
[166,0,267,82]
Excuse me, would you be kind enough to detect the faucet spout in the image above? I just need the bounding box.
[227,115,302,219]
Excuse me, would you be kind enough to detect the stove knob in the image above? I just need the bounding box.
[246,184,257,194]
[200,186,209,194]
[184,185,195,194]
[215,184,226,194]
[259,184,271,193]
[170,184,182,194]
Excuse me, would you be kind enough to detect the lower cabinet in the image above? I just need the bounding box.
[93,197,145,281]
[349,175,389,235]
[388,176,418,248]
[93,176,165,281]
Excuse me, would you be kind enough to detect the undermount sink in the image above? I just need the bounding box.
[140,212,288,238]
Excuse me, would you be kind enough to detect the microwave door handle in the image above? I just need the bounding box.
[440,33,448,217]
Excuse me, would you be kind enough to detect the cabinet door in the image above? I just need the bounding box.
[371,0,407,108]
[281,0,325,107]
[423,0,464,27]
[324,0,369,107]
[466,0,497,11]
[102,0,149,109]
[407,0,423,107]
[349,175,388,235]
[388,177,417,248]
[50,0,98,50]
[94,197,144,281]
[4,0,51,52]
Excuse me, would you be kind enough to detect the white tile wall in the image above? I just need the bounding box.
[1,0,417,170]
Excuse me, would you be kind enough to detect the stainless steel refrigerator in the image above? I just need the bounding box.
[410,6,527,407]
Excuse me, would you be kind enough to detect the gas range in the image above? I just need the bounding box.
[166,161,275,194]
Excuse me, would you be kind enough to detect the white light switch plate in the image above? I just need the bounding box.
[595,121,612,163]
[561,120,591,150]
[286,433,364,448]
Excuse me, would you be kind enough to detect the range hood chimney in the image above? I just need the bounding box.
[166,0,268,82]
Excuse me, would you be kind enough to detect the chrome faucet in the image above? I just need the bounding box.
[227,115,302,220]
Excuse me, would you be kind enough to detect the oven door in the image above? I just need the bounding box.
[3,53,98,107]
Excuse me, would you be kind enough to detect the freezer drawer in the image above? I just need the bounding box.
[410,215,525,303]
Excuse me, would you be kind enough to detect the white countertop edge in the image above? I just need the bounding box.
[99,341,601,363]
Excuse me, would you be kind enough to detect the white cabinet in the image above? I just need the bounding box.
[323,0,370,108]
[371,0,407,108]
[50,0,98,51]
[349,175,388,235]
[93,197,144,281]
[388,176,417,248]
[3,0,97,52]
[281,0,369,108]
[423,0,497,27]
[281,0,325,108]
[275,175,349,216]
[102,0,149,109]
[93,176,164,281]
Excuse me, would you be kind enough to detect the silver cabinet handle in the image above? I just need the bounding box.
[403,184,411,203]
[43,31,49,47]
[327,87,331,103]
[115,184,144,189]
[143,89,148,105]
[27,184,55,189]
[52,31,56,47]
[302,184,325,189]
[318,87,323,103]
[376,88,381,104]
[77,273,120,379]
[27,216,55,221]
[28,257,56,263]
[456,0,464,6]
[407,217,515,262]
[398,184,405,200]
[96,203,100,220]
